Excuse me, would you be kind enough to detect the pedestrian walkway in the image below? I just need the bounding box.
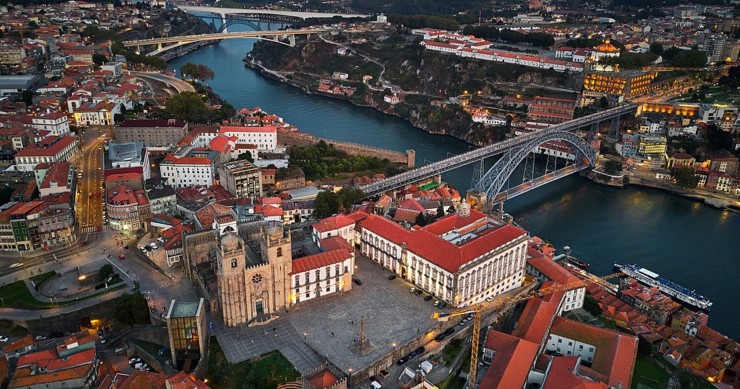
[212,318,324,374]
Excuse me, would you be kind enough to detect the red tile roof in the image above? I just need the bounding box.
[2,335,35,354]
[512,292,561,345]
[306,369,339,389]
[548,317,638,388]
[166,371,211,389]
[542,356,609,389]
[312,214,356,233]
[15,135,76,157]
[118,370,166,389]
[219,125,277,134]
[292,247,352,274]
[354,211,527,273]
[480,330,539,389]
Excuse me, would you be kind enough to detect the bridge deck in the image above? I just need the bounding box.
[492,162,590,203]
[358,104,636,196]
[122,29,322,47]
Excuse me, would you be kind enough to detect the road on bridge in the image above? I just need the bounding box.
[359,104,637,196]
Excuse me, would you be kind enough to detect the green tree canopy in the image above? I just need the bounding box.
[114,293,150,326]
[336,187,365,211]
[672,166,699,189]
[314,191,339,219]
[180,62,215,82]
[92,53,108,66]
[99,264,114,280]
[164,92,210,123]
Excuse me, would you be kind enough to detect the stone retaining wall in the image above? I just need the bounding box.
[278,132,415,168]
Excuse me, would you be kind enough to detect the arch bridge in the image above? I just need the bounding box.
[358,104,637,209]
[122,29,321,56]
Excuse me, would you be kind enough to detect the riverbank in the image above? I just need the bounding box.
[587,172,739,212]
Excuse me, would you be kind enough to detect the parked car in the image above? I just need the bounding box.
[99,337,106,344]
[444,327,455,336]
[118,254,125,260]
[35,335,46,340]
[114,347,125,355]
[387,274,397,281]
[352,278,363,286]
[423,295,433,301]
[79,241,87,247]
[409,287,417,293]
[485,296,494,302]
[129,358,141,365]
[396,356,408,365]
[433,300,446,309]
[434,333,446,342]
[413,289,422,296]
[0,335,8,342]
[414,346,425,356]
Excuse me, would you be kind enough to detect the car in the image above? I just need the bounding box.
[114,347,125,355]
[129,358,141,365]
[100,337,106,344]
[35,335,46,340]
[352,278,363,286]
[414,346,425,356]
[485,296,494,302]
[423,295,433,301]
[396,356,408,365]
[413,289,422,296]
[444,327,455,336]
[434,300,447,309]
[97,329,103,336]
[119,254,125,260]
[387,274,397,280]
[434,333,446,342]
[409,287,418,294]
[96,192,101,198]
[79,241,87,247]
[0,335,8,342]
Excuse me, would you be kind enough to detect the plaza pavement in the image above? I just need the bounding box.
[212,254,449,378]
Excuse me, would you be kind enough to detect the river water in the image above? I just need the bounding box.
[168,23,740,339]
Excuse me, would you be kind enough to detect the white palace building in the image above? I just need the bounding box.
[312,202,530,308]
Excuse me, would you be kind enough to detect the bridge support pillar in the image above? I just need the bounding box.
[465,190,487,212]
[157,43,163,51]
[221,13,228,33]
[289,34,296,47]
[608,116,620,140]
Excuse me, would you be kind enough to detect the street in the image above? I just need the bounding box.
[74,126,109,234]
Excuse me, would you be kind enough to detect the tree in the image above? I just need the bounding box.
[337,187,365,211]
[414,212,428,227]
[164,92,210,123]
[313,191,339,218]
[672,166,699,189]
[583,295,603,316]
[649,42,664,55]
[670,50,707,67]
[604,160,623,174]
[180,62,215,82]
[180,62,198,79]
[99,264,115,280]
[92,53,108,66]
[114,293,150,326]
[21,90,33,106]
[237,152,254,163]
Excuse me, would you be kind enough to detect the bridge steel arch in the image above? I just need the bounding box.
[473,130,596,204]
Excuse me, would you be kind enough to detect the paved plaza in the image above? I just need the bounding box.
[213,255,448,377]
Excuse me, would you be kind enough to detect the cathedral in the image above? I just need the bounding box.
[216,226,293,326]
[183,207,356,327]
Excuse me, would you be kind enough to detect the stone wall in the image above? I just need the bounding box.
[13,294,135,335]
[278,132,415,168]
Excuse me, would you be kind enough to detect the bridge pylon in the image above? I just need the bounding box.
[608,116,621,140]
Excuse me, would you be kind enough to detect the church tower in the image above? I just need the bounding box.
[260,224,293,312]
[216,232,248,326]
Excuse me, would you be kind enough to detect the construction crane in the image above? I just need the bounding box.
[432,272,625,389]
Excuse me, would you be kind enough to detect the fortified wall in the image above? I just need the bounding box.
[278,132,415,168]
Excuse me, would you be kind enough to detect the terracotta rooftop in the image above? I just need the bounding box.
[15,135,76,157]
[480,330,539,389]
[118,370,166,389]
[166,371,211,389]
[542,356,609,389]
[292,247,352,274]
[306,369,339,389]
[312,214,356,233]
[548,317,638,388]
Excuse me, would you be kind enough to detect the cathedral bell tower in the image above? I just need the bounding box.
[216,232,248,326]
[260,224,292,311]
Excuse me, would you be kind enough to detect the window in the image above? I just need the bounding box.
[276,247,283,257]
[231,259,237,268]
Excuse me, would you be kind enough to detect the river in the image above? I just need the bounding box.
[168,23,740,339]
